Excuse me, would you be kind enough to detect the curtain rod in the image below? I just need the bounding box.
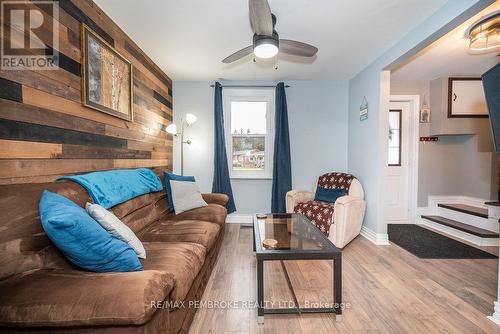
[210,84,290,88]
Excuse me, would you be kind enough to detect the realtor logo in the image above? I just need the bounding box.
[1,0,59,70]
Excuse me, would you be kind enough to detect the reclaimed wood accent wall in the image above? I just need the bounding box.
[0,0,173,184]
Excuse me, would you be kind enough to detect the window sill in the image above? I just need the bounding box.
[230,177,273,180]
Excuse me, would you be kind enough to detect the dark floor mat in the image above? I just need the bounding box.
[387,224,497,259]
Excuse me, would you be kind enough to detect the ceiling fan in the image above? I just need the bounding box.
[222,0,318,63]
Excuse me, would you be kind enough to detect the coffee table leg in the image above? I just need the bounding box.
[334,255,342,322]
[257,258,264,324]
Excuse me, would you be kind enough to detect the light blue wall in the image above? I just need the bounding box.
[173,80,349,214]
[347,0,493,234]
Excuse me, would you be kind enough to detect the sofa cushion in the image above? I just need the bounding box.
[0,269,174,327]
[86,202,146,259]
[168,203,227,227]
[39,191,142,273]
[139,220,220,251]
[142,242,205,302]
[164,172,195,212]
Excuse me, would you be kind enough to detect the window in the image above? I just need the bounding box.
[223,89,274,179]
[388,109,401,166]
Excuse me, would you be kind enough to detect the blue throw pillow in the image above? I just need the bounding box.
[164,172,195,211]
[314,187,346,204]
[39,191,142,272]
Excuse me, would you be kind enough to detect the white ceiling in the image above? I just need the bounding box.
[391,2,500,82]
[95,0,448,81]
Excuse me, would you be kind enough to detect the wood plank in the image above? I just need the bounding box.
[22,86,129,129]
[72,0,172,87]
[0,159,114,178]
[0,119,127,148]
[134,68,170,100]
[188,225,499,334]
[421,216,499,238]
[112,159,169,169]
[437,204,489,219]
[0,69,80,102]
[104,124,168,146]
[2,7,81,63]
[0,0,172,183]
[0,78,22,102]
[0,140,62,159]
[62,144,151,159]
[58,0,114,46]
[0,98,105,135]
[127,140,172,152]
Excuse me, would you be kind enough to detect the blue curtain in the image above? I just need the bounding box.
[271,82,292,213]
[212,82,236,213]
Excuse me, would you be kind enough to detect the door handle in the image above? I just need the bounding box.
[453,93,457,102]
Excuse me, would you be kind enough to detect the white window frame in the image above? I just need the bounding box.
[222,88,275,179]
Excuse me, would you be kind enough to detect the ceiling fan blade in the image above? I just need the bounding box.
[249,0,273,36]
[279,39,318,57]
[222,45,254,63]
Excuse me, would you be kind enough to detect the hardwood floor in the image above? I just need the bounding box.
[189,224,500,334]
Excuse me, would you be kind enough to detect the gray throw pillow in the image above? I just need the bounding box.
[86,203,146,259]
[170,180,208,214]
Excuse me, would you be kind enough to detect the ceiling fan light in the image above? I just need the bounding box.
[253,37,278,59]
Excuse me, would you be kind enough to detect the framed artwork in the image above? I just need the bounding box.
[81,24,133,121]
[447,77,488,118]
[359,96,368,121]
[419,107,431,123]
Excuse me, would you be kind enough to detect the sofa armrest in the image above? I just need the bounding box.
[285,190,315,213]
[0,269,175,327]
[331,196,366,248]
[202,193,229,207]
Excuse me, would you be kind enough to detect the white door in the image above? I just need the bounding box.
[386,102,411,223]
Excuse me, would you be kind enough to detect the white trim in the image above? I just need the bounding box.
[488,301,500,327]
[222,88,275,180]
[389,94,421,225]
[419,195,498,232]
[417,218,499,247]
[360,226,390,245]
[226,214,253,224]
[425,195,490,210]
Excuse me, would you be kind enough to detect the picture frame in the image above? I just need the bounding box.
[419,107,431,123]
[447,77,488,118]
[360,96,368,121]
[81,24,133,121]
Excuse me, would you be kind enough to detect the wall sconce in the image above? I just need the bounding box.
[166,113,197,175]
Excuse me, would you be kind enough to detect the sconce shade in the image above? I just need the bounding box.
[166,124,178,135]
[185,114,197,125]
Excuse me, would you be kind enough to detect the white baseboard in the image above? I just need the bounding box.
[226,214,253,224]
[488,302,500,327]
[417,218,499,247]
[360,226,390,246]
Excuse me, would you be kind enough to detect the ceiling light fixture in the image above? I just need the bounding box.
[253,35,279,59]
[466,10,500,52]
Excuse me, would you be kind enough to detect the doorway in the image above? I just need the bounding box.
[386,96,420,224]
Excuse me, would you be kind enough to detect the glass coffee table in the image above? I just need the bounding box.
[253,213,342,324]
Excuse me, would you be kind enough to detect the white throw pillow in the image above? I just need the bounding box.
[85,203,146,259]
[170,180,208,214]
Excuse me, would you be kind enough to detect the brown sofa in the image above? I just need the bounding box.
[0,173,228,334]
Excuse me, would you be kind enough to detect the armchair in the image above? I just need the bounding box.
[286,172,366,248]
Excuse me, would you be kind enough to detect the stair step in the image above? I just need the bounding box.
[421,215,498,238]
[437,203,488,219]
